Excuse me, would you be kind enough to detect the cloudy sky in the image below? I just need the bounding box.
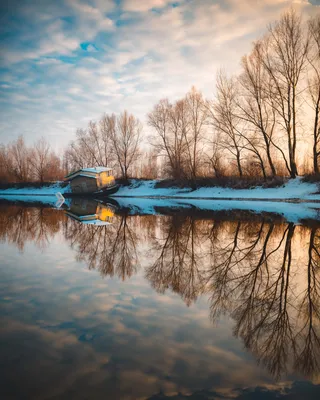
[0,0,319,150]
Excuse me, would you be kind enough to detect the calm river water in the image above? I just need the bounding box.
[1,199,320,399]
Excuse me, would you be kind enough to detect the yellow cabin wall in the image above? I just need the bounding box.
[98,171,115,188]
[97,204,114,222]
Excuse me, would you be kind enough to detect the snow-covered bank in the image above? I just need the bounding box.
[0,177,319,201]
[113,178,320,201]
[1,191,319,223]
[111,178,320,223]
[0,182,70,196]
[0,194,59,205]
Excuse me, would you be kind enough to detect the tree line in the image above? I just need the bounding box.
[65,9,320,181]
[0,136,65,183]
[1,8,319,183]
[149,9,320,180]
[64,111,144,180]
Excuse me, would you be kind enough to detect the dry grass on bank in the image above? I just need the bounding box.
[302,174,320,183]
[155,176,288,190]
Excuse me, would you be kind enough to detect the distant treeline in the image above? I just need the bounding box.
[0,137,65,183]
[1,8,320,184]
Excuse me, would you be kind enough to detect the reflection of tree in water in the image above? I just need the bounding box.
[204,219,320,379]
[140,213,320,379]
[64,214,139,280]
[235,223,296,378]
[145,213,320,379]
[295,227,320,376]
[0,204,65,251]
[145,216,210,306]
[1,203,320,380]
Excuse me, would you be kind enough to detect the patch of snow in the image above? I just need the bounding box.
[0,194,58,205]
[113,177,320,201]
[115,180,191,197]
[0,182,70,196]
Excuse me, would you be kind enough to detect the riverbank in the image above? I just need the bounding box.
[0,177,320,201]
[1,194,320,224]
[113,177,320,201]
[0,181,70,195]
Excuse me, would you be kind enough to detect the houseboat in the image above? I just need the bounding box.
[64,167,118,197]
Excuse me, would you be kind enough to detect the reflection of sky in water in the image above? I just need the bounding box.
[1,213,320,399]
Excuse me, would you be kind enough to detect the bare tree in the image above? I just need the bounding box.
[140,149,159,179]
[9,136,32,182]
[240,128,268,179]
[65,127,98,170]
[65,115,116,172]
[212,71,244,177]
[239,43,277,177]
[148,98,187,179]
[261,8,310,177]
[0,145,13,182]
[205,131,223,177]
[29,137,51,182]
[110,111,142,180]
[99,113,116,167]
[308,14,320,174]
[184,86,209,180]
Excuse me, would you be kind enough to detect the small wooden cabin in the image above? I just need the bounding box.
[65,167,116,195]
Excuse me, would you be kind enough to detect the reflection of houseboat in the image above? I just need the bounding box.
[64,167,118,196]
[65,198,115,225]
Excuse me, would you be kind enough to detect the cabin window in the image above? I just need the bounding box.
[81,182,87,192]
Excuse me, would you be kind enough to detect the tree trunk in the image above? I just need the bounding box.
[265,143,276,177]
[236,152,243,177]
[313,110,319,175]
[292,85,298,177]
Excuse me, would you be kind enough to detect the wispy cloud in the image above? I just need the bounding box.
[122,0,174,12]
[0,0,317,148]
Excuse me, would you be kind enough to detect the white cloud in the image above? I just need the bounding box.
[0,0,317,147]
[122,0,173,12]
[85,44,98,51]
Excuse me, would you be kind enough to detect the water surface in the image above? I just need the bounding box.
[1,199,320,399]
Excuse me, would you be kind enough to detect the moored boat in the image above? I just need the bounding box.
[64,167,118,197]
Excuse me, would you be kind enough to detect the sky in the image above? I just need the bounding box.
[0,0,319,150]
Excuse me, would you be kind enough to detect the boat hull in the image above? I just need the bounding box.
[64,184,119,198]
